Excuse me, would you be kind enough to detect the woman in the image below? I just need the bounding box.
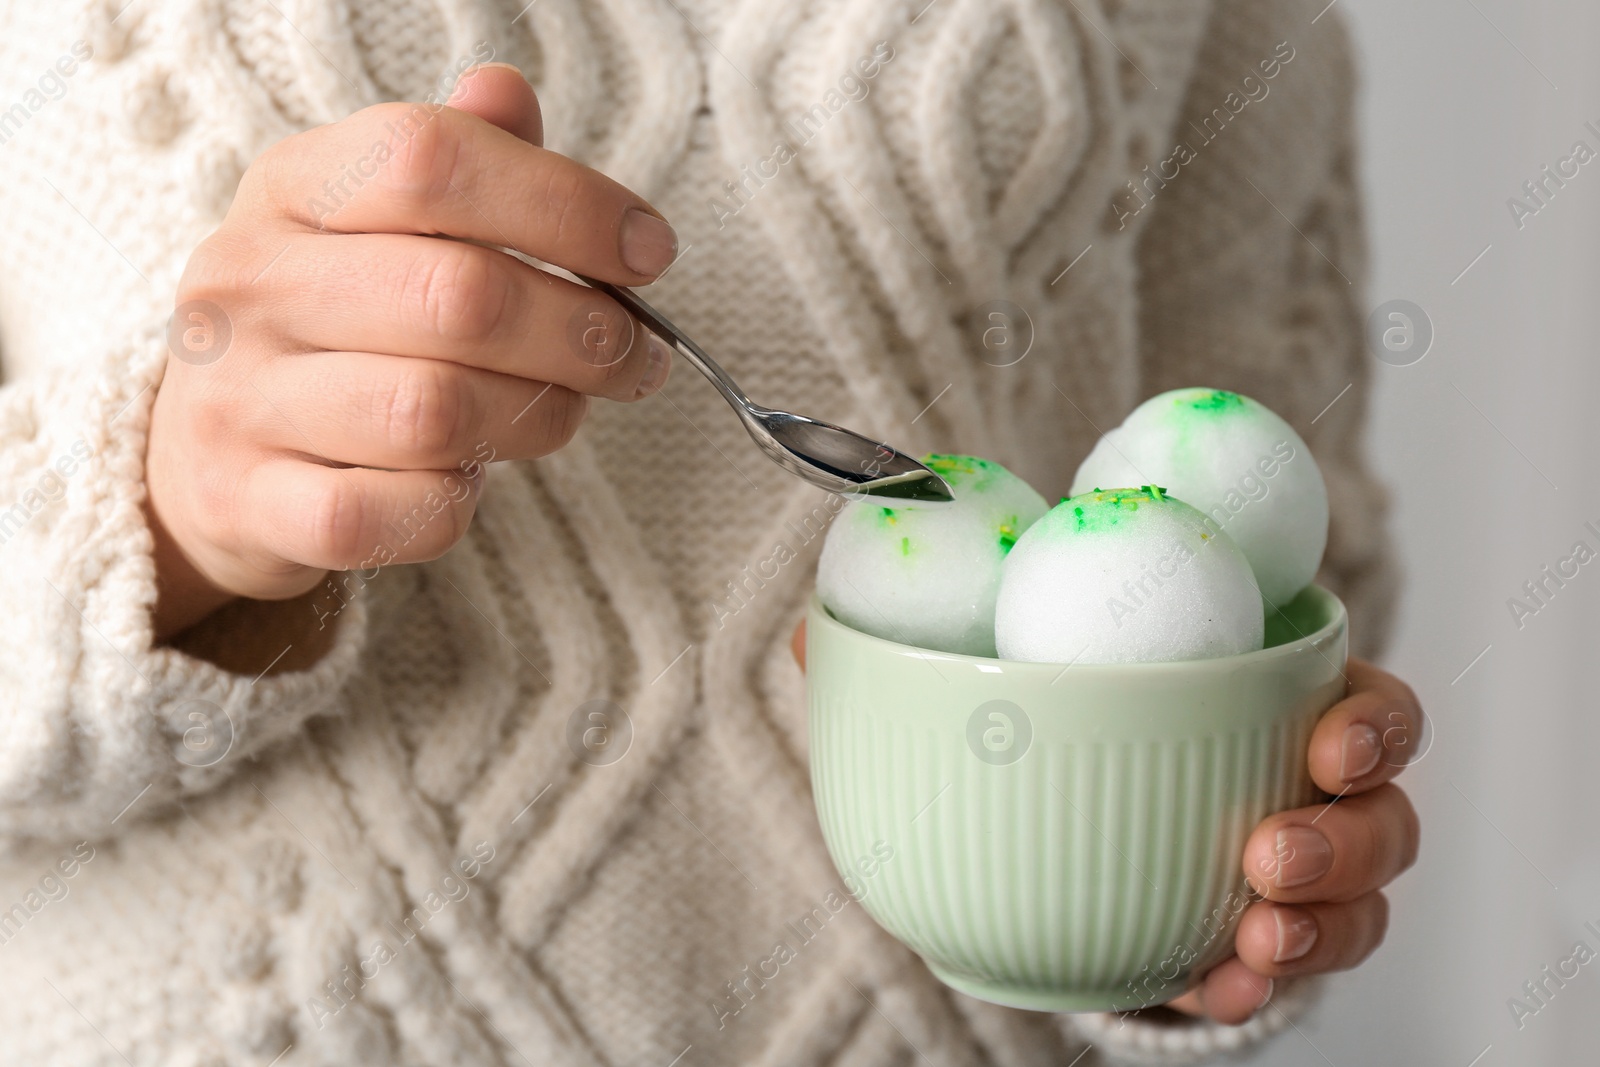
[0,0,1419,1062]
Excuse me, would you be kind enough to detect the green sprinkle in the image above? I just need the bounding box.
[1184,389,1244,412]
[900,535,910,556]
[924,453,995,476]
[921,453,1003,492]
[1057,486,1174,534]
[998,516,1018,553]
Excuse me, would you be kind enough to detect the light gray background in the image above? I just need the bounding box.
[1241,1,1600,1064]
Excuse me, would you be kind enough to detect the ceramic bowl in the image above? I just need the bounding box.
[806,585,1347,1012]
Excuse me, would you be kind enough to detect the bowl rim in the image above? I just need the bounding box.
[807,583,1347,676]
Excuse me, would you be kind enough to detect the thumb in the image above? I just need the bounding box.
[445,62,543,145]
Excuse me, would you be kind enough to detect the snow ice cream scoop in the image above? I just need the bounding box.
[816,454,1049,656]
[1069,388,1328,609]
[994,486,1265,665]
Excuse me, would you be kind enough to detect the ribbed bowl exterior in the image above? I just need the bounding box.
[807,586,1348,1012]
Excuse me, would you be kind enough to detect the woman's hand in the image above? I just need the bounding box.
[146,65,675,638]
[1163,657,1420,1024]
[789,623,1421,1027]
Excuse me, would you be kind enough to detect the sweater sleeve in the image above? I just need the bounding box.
[1130,0,1398,661]
[0,325,369,848]
[1056,2,1393,1061]
[1060,977,1326,1065]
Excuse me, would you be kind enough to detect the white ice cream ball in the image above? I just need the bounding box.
[994,487,1265,664]
[816,454,1049,656]
[1069,388,1328,609]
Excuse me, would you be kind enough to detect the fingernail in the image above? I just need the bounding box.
[1255,978,1275,1007]
[1340,723,1382,782]
[634,334,672,398]
[1273,908,1319,962]
[1275,827,1333,888]
[620,210,678,277]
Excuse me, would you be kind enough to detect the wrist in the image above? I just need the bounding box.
[145,492,237,641]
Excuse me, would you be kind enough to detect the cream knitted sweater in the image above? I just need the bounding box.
[0,0,1394,1064]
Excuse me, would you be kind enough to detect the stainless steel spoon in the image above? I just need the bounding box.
[576,275,954,503]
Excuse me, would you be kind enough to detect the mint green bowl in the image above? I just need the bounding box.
[806,585,1347,1013]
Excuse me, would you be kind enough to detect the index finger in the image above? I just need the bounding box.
[245,101,677,283]
[1306,658,1423,795]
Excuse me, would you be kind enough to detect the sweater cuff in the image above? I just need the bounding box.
[86,329,374,790]
[0,328,371,842]
[1059,976,1324,1065]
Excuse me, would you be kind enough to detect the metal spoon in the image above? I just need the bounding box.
[576,275,954,503]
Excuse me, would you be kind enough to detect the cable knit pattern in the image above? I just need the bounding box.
[0,0,1392,1063]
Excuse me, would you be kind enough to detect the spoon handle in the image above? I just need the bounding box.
[575,274,753,411]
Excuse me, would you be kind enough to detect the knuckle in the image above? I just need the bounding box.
[187,390,237,448]
[191,457,244,549]
[406,245,508,344]
[398,485,474,563]
[244,132,305,211]
[381,104,463,208]
[567,299,638,380]
[1361,785,1418,881]
[534,388,587,454]
[377,363,470,458]
[604,312,643,382]
[1355,805,1386,875]
[231,153,269,209]
[177,233,256,306]
[304,479,369,567]
[389,498,438,559]
[445,485,478,547]
[1347,894,1390,969]
[531,160,591,253]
